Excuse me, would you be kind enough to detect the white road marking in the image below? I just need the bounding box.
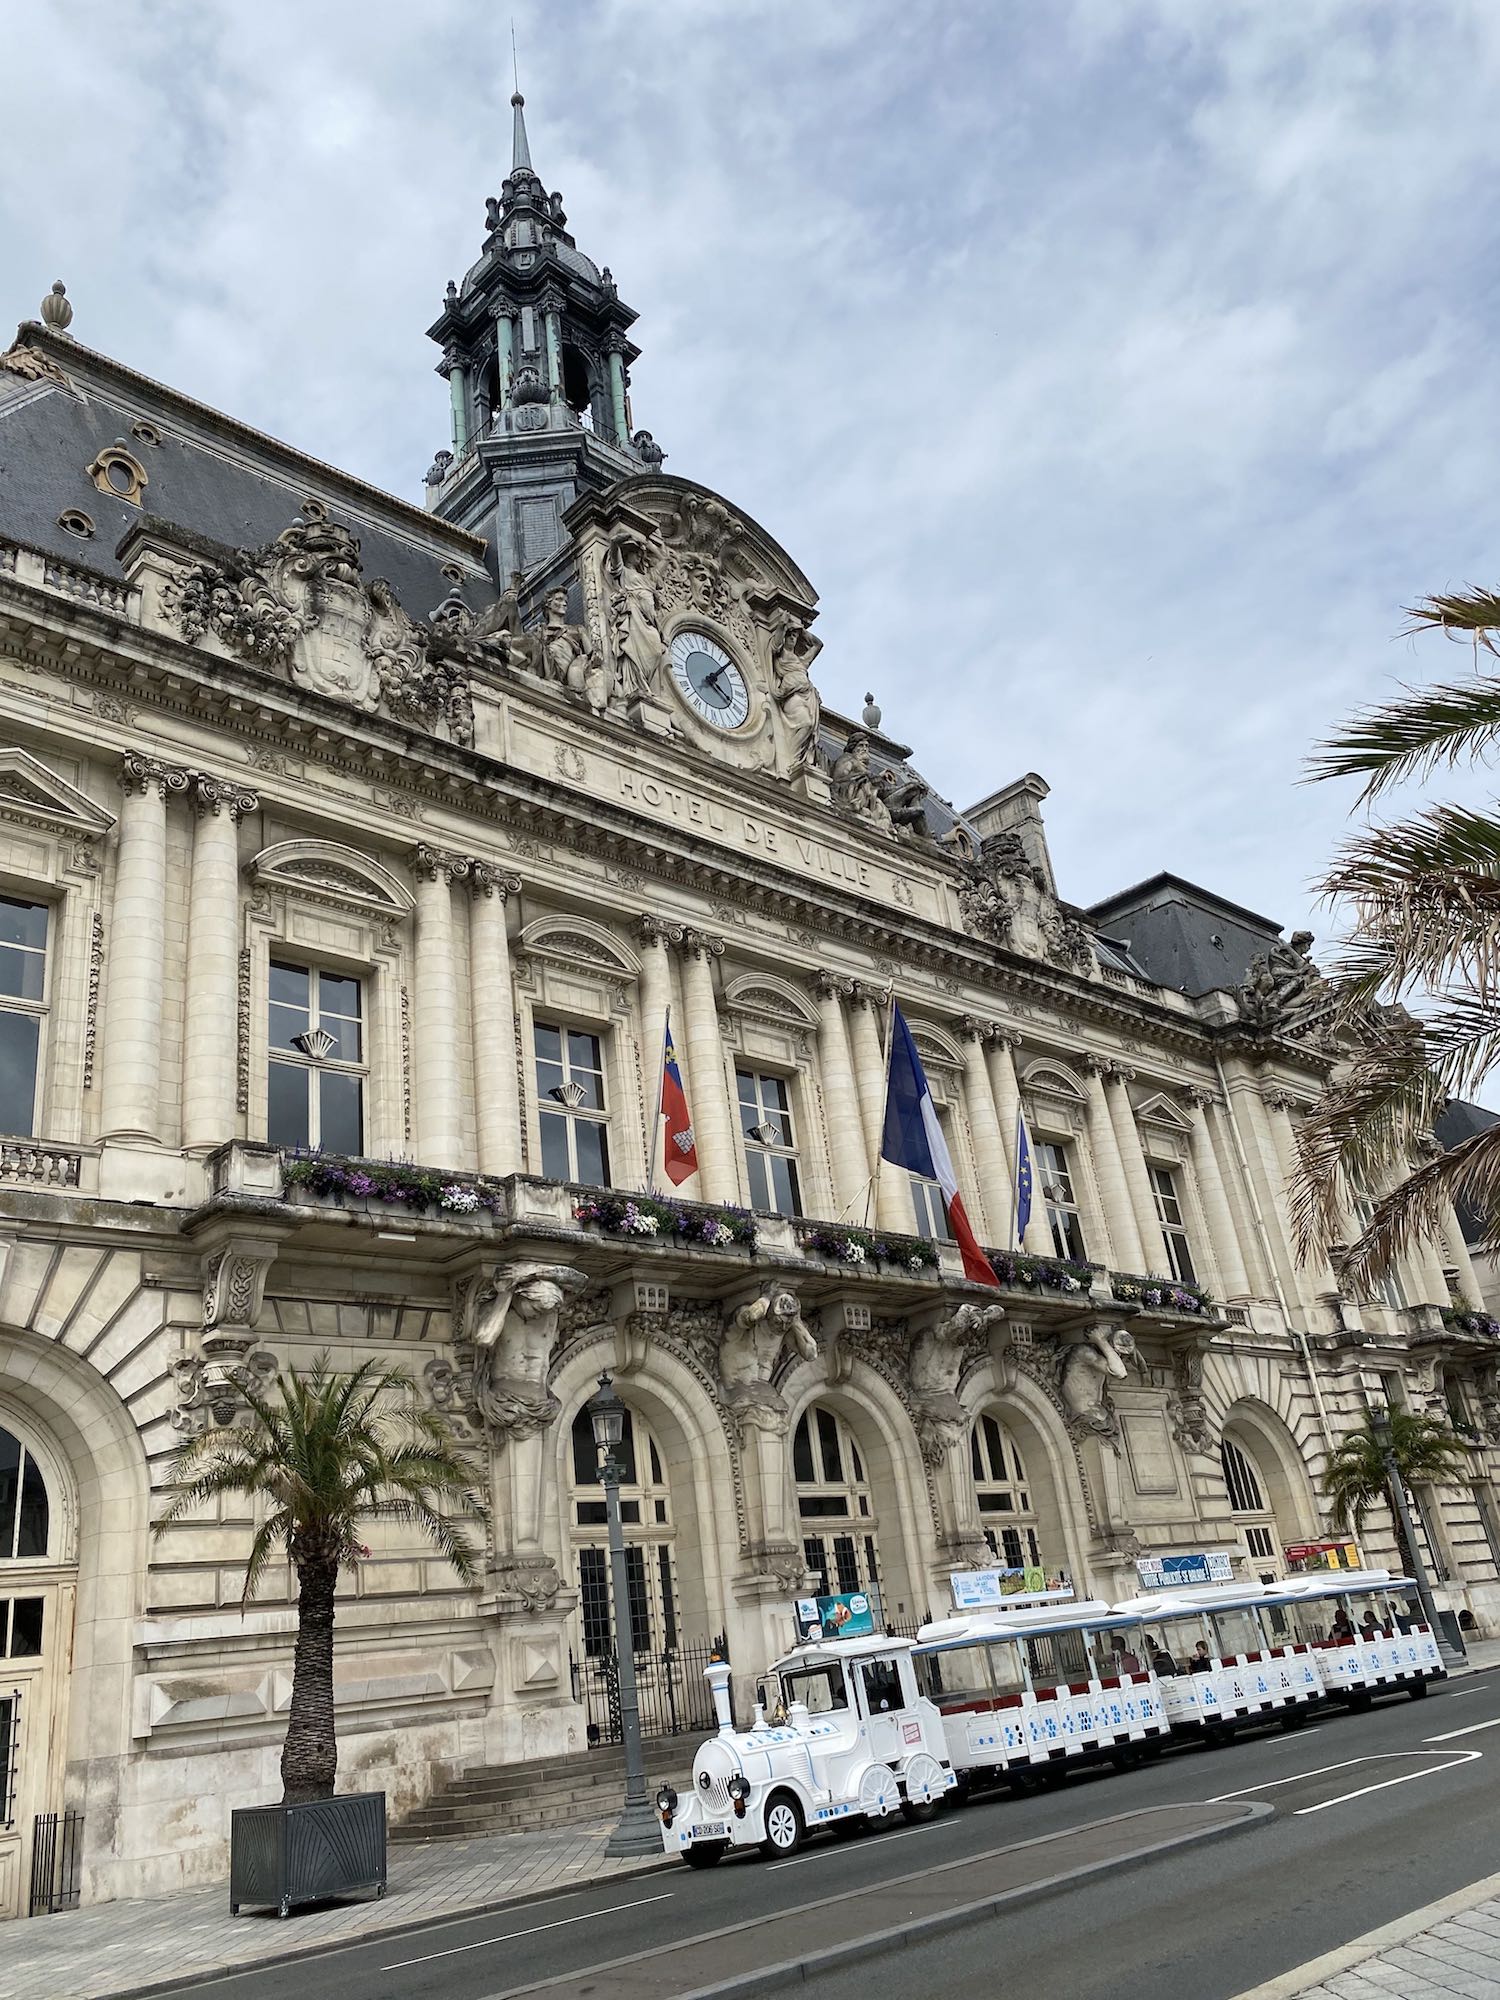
[379,1890,674,1969]
[766,1823,940,1870]
[1294,1751,1481,1815]
[1209,1748,1481,1806]
[1424,1714,1500,1742]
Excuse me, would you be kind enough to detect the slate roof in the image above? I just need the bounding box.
[1437,1097,1500,1247]
[1087,871,1284,996]
[0,326,492,623]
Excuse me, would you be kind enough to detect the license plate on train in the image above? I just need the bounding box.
[693,1821,729,1839]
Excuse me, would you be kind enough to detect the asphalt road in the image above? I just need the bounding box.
[158,1668,1500,2000]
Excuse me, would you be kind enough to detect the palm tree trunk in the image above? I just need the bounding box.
[281,1554,340,1803]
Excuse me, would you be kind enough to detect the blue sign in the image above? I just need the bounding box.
[1135,1551,1234,1590]
[794,1591,876,1640]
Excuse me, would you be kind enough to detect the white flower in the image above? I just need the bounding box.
[711,1222,734,1247]
[908,1254,926,1273]
[845,1242,866,1263]
[625,1209,660,1235]
[440,1184,480,1212]
[1062,1274,1081,1292]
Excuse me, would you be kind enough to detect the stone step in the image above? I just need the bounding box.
[391,1740,696,1844]
[428,1758,688,1806]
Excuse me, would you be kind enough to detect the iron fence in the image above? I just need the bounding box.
[29,1810,82,1916]
[572,1635,727,1744]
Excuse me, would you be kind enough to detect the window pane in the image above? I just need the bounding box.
[833,1534,859,1593]
[267,1061,310,1149]
[539,1111,572,1181]
[579,1547,610,1656]
[318,1071,363,1155]
[0,945,44,1002]
[318,1011,361,1064]
[736,1070,757,1108]
[0,900,48,952]
[658,1548,678,1651]
[0,1431,18,1559]
[15,1456,47,1559]
[573,1119,610,1188]
[268,1002,310,1054]
[317,972,361,1021]
[746,1151,771,1210]
[8,1598,41,1656]
[569,1066,605,1113]
[567,1030,602,1074]
[269,962,310,1008]
[803,1536,830,1597]
[817,1408,843,1483]
[572,1409,601,1486]
[624,1545,652,1650]
[536,1059,566,1100]
[533,1021,563,1064]
[769,1154,800,1217]
[0,1013,39,1137]
[792,1415,815,1482]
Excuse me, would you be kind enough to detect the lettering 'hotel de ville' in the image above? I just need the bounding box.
[0,95,1496,1916]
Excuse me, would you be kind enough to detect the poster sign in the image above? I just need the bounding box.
[1284,1540,1362,1573]
[793,1590,876,1641]
[950,1566,1075,1610]
[1134,1551,1235,1590]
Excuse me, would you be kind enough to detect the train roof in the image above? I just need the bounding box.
[915,1600,1123,1646]
[769,1633,916,1673]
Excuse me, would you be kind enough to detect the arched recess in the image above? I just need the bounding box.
[721,974,820,1030]
[519,916,642,979]
[961,1364,1093,1589]
[548,1339,736,1661]
[781,1361,931,1625]
[1217,1396,1320,1570]
[247,839,415,915]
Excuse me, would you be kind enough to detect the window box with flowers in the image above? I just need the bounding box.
[572,1189,759,1252]
[281,1153,507,1219]
[987,1250,1096,1296]
[1111,1272,1214,1316]
[798,1221,940,1275]
[1443,1307,1500,1339]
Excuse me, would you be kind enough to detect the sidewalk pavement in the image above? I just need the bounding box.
[2,1816,673,2000]
[1232,1870,1500,1998]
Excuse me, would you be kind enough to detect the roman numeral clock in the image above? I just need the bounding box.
[666,631,752,732]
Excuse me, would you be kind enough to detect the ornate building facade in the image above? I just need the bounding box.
[1,105,1498,1914]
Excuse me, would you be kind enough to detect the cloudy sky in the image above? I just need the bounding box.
[5,0,1500,946]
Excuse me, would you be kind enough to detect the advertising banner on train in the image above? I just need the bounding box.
[949,1566,1075,1609]
[1133,1551,1235,1589]
[793,1590,877,1640]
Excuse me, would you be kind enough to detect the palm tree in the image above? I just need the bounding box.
[1322,1407,1471,1542]
[1291,584,1500,1283]
[156,1356,487,1803]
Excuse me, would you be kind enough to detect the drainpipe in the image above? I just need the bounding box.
[1214,1055,1337,1466]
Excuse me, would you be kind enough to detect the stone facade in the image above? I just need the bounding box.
[2,126,1500,1919]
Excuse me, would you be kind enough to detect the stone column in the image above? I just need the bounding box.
[956,1017,1008,1243]
[607,342,628,443]
[542,292,563,401]
[411,845,467,1168]
[635,916,681,1184]
[1080,1056,1144,1272]
[1185,1088,1250,1298]
[182,775,258,1153]
[985,1029,1054,1256]
[469,863,522,1178]
[1103,1063,1171,1275]
[1440,1200,1481,1304]
[495,313,515,407]
[445,347,468,452]
[100,753,188,1142]
[1263,1089,1345,1309]
[848,984,907,1229]
[810,973,868,1216]
[676,928,738,1202]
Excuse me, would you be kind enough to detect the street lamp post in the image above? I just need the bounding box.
[588,1371,663,1856]
[1369,1406,1466,1671]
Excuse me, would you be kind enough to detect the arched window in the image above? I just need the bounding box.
[793,1405,882,1604]
[0,1427,48,1561]
[568,1404,678,1657]
[971,1414,1042,1570]
[1221,1433,1278,1566]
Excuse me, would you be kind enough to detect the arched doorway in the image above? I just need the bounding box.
[1220,1430,1286,1576]
[970,1413,1045,1571]
[0,1414,72,1919]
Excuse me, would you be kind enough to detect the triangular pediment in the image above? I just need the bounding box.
[0,749,115,835]
[1137,1091,1193,1131]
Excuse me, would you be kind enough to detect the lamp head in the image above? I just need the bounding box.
[1370,1405,1395,1452]
[589,1370,626,1451]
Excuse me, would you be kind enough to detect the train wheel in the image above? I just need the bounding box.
[1202,1724,1230,1750]
[1279,1708,1309,1732]
[683,1843,726,1869]
[1408,1678,1430,1700]
[760,1792,805,1859]
[1347,1688,1373,1713]
[1108,1744,1143,1773]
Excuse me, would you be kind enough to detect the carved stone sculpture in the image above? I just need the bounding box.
[607,534,669,697]
[540,589,613,714]
[767,608,822,773]
[829,733,895,834]
[1237,930,1323,1033]
[874,766,933,842]
[461,1260,586,1437]
[911,1301,1006,1468]
[1059,1324,1135,1436]
[718,1282,818,1433]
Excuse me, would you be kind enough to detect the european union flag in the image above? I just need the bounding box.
[1014,1112,1034,1249]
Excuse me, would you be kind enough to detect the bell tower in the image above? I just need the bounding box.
[425,92,664,581]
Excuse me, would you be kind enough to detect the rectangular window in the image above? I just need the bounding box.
[1149,1164,1197,1284]
[737,1069,802,1217]
[1355,1198,1407,1310]
[535,1023,612,1186]
[910,1177,952,1241]
[1036,1141,1087,1262]
[0,1598,42,1658]
[803,1535,830,1598]
[267,961,365,1152]
[579,1547,611,1657]
[0,897,47,1138]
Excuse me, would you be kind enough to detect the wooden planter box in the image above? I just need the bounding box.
[229,1792,387,1918]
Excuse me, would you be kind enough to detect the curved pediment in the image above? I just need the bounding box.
[1022,1059,1088,1101]
[587,474,817,611]
[519,915,640,976]
[248,839,415,914]
[723,973,820,1028]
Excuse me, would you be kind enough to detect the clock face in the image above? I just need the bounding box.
[667,631,751,731]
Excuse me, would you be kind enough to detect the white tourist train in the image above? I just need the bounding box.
[1270,1569,1446,1706]
[654,1639,956,1864]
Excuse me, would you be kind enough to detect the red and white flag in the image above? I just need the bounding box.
[658,1013,699,1187]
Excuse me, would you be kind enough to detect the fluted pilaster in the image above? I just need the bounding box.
[1081,1056,1143,1271]
[811,972,868,1216]
[848,984,907,1229]
[955,1017,1008,1244]
[182,775,258,1151]
[1185,1087,1247,1297]
[469,863,522,1177]
[100,754,189,1142]
[1103,1063,1171,1274]
[636,915,682,1185]
[676,928,737,1202]
[410,845,467,1168]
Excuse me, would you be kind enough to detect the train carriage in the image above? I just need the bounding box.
[912,1601,1169,1792]
[1271,1569,1445,1706]
[1110,1579,1323,1743]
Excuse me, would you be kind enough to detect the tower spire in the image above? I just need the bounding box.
[510,91,532,174]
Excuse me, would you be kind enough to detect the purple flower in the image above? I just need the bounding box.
[347,1173,375,1196]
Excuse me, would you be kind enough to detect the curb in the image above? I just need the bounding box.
[87,1852,678,2000]
[1225,1865,1500,1999]
[492,1799,1272,2000]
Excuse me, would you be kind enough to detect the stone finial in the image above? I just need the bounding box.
[862,693,882,729]
[40,281,72,332]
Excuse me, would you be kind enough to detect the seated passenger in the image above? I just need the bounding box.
[1148,1636,1179,1676]
[1107,1633,1143,1675]
[1329,1612,1355,1643]
[1359,1612,1380,1642]
[1189,1640,1214,1673]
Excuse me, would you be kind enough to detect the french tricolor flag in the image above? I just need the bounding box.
[658,1013,699,1187]
[881,1004,998,1287]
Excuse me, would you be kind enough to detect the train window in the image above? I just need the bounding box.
[859,1657,903,1715]
[782,1664,848,1715]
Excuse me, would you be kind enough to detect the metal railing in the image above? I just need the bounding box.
[29,1810,82,1916]
[571,1635,727,1744]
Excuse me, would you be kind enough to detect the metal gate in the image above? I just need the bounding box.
[28,1811,81,1916]
[571,1636,727,1745]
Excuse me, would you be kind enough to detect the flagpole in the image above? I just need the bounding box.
[647,1005,669,1195]
[865,986,897,1230]
[1007,1106,1021,1253]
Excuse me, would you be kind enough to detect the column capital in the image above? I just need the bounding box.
[442,345,465,376]
[983,1024,1024,1050]
[634,913,684,950]
[120,752,189,799]
[810,970,855,1002]
[1185,1085,1220,1112]
[677,926,725,961]
[189,772,259,820]
[847,979,890,1009]
[537,286,566,318]
[1105,1061,1136,1085]
[953,1012,995,1044]
[1081,1052,1114,1080]
[468,861,521,900]
[1263,1087,1303,1115]
[411,843,470,884]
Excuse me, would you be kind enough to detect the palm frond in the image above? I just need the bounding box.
[1309,670,1500,803]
